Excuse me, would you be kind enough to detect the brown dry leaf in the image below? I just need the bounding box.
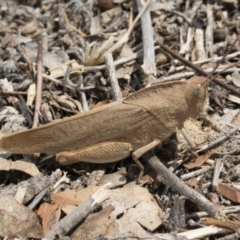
[218,183,240,203]
[0,195,43,238]
[0,157,40,176]
[71,205,115,238]
[61,205,76,215]
[103,186,163,233]
[27,83,36,106]
[51,186,163,235]
[51,186,101,206]
[37,203,61,234]
[184,152,212,169]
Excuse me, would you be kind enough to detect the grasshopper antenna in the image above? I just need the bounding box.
[156,38,240,97]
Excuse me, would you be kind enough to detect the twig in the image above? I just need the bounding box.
[180,167,213,181]
[107,0,151,55]
[142,151,224,219]
[177,225,229,239]
[28,169,61,210]
[157,40,240,97]
[186,205,240,220]
[195,28,206,60]
[2,91,27,95]
[32,41,43,128]
[205,4,214,57]
[44,182,112,239]
[80,82,89,112]
[201,218,240,232]
[172,51,240,73]
[104,52,122,101]
[212,158,223,190]
[180,128,196,149]
[196,128,238,153]
[150,67,240,84]
[136,0,156,76]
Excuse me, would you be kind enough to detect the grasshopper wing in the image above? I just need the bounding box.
[0,100,153,154]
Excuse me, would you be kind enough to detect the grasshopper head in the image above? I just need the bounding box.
[185,77,209,117]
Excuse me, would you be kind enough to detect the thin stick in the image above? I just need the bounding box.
[28,169,61,210]
[137,0,156,75]
[212,158,223,190]
[2,91,27,95]
[143,151,224,219]
[173,51,240,73]
[32,41,43,128]
[157,40,240,97]
[44,183,112,238]
[205,4,214,57]
[196,128,238,153]
[104,52,122,101]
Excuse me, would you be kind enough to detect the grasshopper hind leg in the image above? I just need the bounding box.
[56,142,133,165]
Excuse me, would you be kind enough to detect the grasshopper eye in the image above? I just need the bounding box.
[193,84,204,100]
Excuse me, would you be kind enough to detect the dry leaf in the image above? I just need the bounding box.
[27,83,36,106]
[49,60,84,79]
[232,68,240,87]
[232,111,240,127]
[102,186,163,233]
[71,205,114,238]
[51,186,163,236]
[184,152,212,169]
[37,203,61,234]
[228,94,240,104]
[0,157,40,176]
[218,183,240,203]
[51,186,101,206]
[0,195,43,238]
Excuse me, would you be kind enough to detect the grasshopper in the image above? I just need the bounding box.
[0,77,208,178]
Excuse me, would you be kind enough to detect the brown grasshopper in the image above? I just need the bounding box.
[0,77,208,178]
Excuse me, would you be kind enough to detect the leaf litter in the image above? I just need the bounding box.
[0,0,240,239]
